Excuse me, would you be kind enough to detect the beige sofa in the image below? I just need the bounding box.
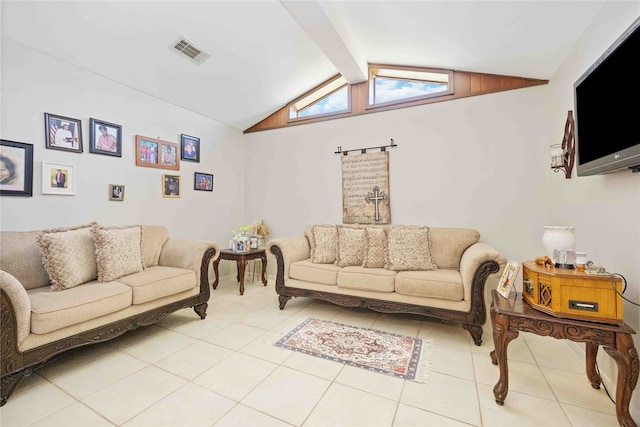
[269,224,506,345]
[0,223,219,406]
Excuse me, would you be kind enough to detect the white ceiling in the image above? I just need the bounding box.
[1,1,607,131]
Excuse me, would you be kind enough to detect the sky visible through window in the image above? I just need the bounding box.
[374,77,448,104]
[298,85,348,117]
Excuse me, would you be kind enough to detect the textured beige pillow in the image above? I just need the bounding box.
[93,225,144,282]
[37,224,98,292]
[428,227,481,269]
[335,225,365,267]
[311,225,338,264]
[362,227,387,268]
[385,226,437,271]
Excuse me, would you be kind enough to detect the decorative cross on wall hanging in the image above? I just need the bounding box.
[365,186,388,223]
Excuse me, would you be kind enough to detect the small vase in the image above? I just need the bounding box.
[542,226,576,261]
[257,236,265,249]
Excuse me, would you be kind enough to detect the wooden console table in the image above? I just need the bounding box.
[489,290,638,427]
[212,249,267,295]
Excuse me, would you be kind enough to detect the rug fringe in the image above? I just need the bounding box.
[413,338,433,383]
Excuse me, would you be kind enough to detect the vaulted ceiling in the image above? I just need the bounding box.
[1,1,607,131]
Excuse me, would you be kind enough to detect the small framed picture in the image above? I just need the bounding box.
[496,261,521,298]
[162,174,181,198]
[194,172,213,191]
[42,162,75,195]
[135,135,180,170]
[1,140,34,197]
[109,184,125,201]
[180,134,200,162]
[44,113,83,153]
[90,118,122,157]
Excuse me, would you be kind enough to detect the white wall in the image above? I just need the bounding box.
[546,2,640,419]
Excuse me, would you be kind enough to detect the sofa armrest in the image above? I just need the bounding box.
[268,236,310,282]
[1,270,31,348]
[159,239,220,272]
[459,242,507,300]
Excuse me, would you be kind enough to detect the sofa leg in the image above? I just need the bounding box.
[278,294,291,310]
[193,303,208,319]
[464,324,483,346]
[1,369,32,407]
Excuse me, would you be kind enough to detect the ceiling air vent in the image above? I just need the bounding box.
[172,37,210,65]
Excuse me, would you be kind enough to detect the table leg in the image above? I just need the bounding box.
[260,253,267,286]
[237,259,247,295]
[212,258,221,289]
[603,333,639,427]
[586,342,602,389]
[491,311,519,405]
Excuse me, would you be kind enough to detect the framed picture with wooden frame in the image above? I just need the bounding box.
[1,140,34,197]
[135,135,180,170]
[496,261,520,298]
[180,134,200,163]
[42,161,76,195]
[44,113,83,153]
[109,184,125,201]
[90,118,122,157]
[162,174,181,198]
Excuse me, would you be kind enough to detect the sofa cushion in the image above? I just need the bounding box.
[335,225,365,267]
[0,231,51,290]
[429,227,480,269]
[394,270,463,301]
[37,224,98,292]
[385,226,437,271]
[337,266,396,292]
[93,225,144,282]
[311,225,338,264]
[28,281,132,334]
[290,259,340,285]
[116,266,196,304]
[362,227,387,268]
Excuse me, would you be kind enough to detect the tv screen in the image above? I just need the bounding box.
[575,18,640,176]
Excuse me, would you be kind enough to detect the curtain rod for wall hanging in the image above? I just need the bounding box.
[335,139,397,155]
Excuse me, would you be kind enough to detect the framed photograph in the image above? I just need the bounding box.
[44,113,83,153]
[109,184,125,201]
[180,134,200,162]
[42,162,75,195]
[162,174,181,198]
[1,140,34,197]
[135,135,180,170]
[194,172,213,191]
[496,261,521,298]
[90,118,122,157]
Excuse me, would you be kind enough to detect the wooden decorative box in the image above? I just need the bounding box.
[521,261,623,324]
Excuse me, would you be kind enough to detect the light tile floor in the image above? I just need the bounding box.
[0,278,623,427]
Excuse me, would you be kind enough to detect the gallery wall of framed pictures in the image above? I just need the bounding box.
[0,111,214,199]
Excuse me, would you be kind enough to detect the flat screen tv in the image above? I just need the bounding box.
[574,17,640,176]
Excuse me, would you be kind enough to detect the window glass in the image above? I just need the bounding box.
[294,85,349,118]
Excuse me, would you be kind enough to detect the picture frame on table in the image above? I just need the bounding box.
[162,174,181,198]
[180,134,200,162]
[194,172,213,191]
[109,184,125,201]
[44,113,83,153]
[0,139,34,197]
[135,135,180,170]
[42,161,75,195]
[90,118,122,157]
[496,261,521,298]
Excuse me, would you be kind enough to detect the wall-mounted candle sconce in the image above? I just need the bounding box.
[551,110,575,179]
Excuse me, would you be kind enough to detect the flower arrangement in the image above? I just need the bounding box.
[231,225,250,240]
[250,220,270,237]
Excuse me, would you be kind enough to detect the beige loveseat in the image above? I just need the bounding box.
[0,223,219,406]
[269,224,506,345]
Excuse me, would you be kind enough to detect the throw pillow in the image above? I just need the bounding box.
[362,227,387,268]
[385,226,438,271]
[93,225,144,282]
[311,225,338,264]
[335,225,365,267]
[37,223,98,292]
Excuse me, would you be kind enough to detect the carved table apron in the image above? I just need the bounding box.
[489,290,638,427]
[212,249,267,295]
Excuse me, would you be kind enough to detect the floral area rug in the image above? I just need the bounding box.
[275,318,430,382]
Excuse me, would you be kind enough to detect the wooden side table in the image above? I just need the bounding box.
[212,248,267,295]
[489,290,638,427]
